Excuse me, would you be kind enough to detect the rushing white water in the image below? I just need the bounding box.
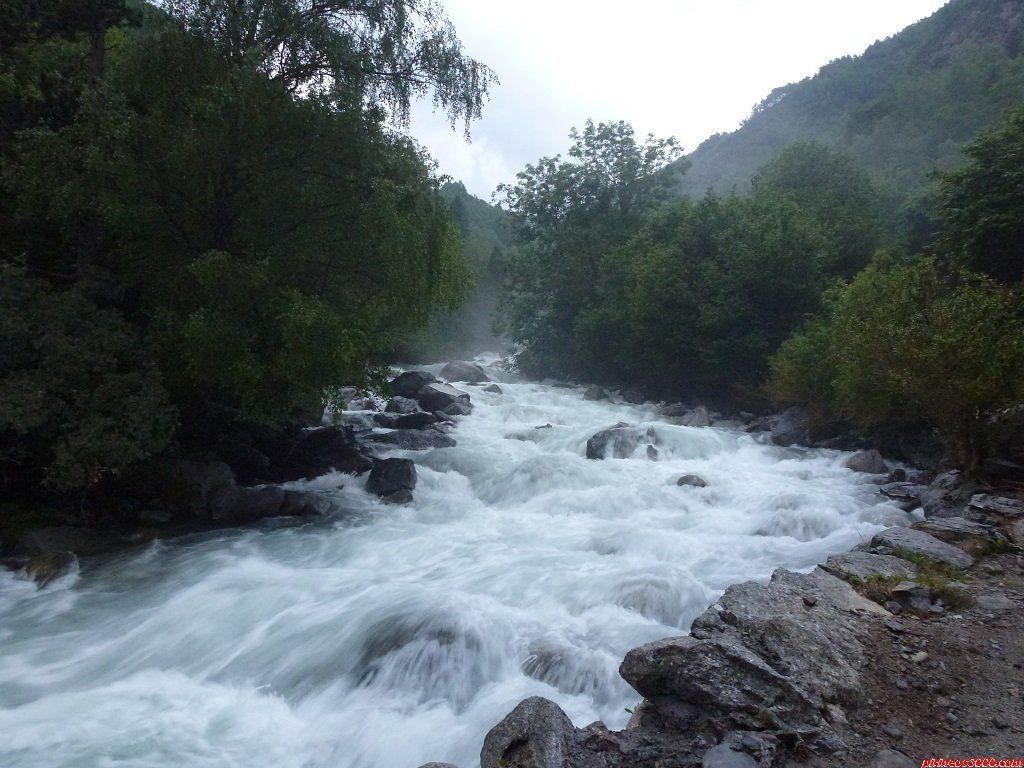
[0,358,909,768]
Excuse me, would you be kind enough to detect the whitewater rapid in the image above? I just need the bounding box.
[0,358,909,768]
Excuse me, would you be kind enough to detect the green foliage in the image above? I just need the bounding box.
[753,142,889,278]
[598,192,828,399]
[0,0,488,495]
[497,120,682,378]
[0,266,175,491]
[938,104,1024,283]
[770,257,1024,466]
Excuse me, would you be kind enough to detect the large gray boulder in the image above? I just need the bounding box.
[586,423,657,460]
[390,370,437,398]
[417,383,472,413]
[768,407,810,447]
[480,697,575,768]
[366,458,417,504]
[844,449,887,474]
[440,361,490,383]
[624,567,885,736]
[871,526,973,569]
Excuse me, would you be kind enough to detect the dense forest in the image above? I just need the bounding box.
[498,42,1024,470]
[0,0,493,504]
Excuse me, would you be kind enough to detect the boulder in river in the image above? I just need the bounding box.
[680,406,712,428]
[385,396,421,414]
[677,474,708,488]
[393,411,440,430]
[844,449,887,474]
[480,696,575,768]
[768,407,810,447]
[442,401,473,417]
[366,458,417,504]
[368,429,456,451]
[586,423,657,459]
[390,370,437,398]
[417,383,472,413]
[23,551,78,586]
[484,384,503,394]
[440,361,490,383]
[583,385,609,401]
[621,388,646,404]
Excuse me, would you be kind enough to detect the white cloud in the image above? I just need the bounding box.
[409,0,950,198]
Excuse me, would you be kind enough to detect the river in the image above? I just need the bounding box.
[0,358,906,768]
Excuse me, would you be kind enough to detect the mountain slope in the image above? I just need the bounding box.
[675,0,1024,198]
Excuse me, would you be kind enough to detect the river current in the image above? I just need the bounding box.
[0,358,907,768]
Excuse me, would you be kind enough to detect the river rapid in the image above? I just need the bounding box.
[0,358,909,768]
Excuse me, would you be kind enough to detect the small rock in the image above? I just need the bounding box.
[884,618,907,634]
[677,474,708,488]
[803,595,818,607]
[909,651,929,663]
[885,601,903,615]
[845,449,888,474]
[946,712,958,724]
[881,723,903,738]
[993,716,1010,730]
[702,743,758,768]
[871,749,915,768]
[681,406,712,428]
[646,445,659,460]
[483,384,502,394]
[887,468,908,483]
[895,677,909,691]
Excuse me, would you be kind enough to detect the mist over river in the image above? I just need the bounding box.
[0,357,909,768]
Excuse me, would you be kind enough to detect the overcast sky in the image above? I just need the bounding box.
[408,0,950,199]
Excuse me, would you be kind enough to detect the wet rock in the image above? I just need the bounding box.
[372,413,400,429]
[440,361,490,383]
[368,429,456,451]
[417,383,471,413]
[385,396,421,414]
[480,697,575,768]
[23,552,77,586]
[393,411,440,430]
[442,401,473,417]
[17,526,112,557]
[390,370,437,398]
[768,407,810,447]
[157,459,236,512]
[209,485,328,522]
[823,552,917,582]
[888,468,908,483]
[269,427,374,481]
[621,389,646,404]
[586,423,657,460]
[919,471,975,519]
[872,526,974,569]
[702,742,758,768]
[366,458,417,503]
[677,474,709,488]
[660,403,691,418]
[912,517,1007,556]
[681,406,712,428]
[871,749,915,768]
[484,384,503,394]
[646,445,660,460]
[844,449,887,474]
[880,482,924,508]
[969,494,1024,520]
[583,385,609,401]
[337,412,376,432]
[982,458,1024,482]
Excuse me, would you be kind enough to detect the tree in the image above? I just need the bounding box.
[938,105,1024,283]
[497,120,681,378]
[752,141,889,278]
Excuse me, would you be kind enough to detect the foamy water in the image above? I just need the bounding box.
[0,358,907,768]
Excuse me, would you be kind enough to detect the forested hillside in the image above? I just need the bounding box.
[396,181,512,361]
[675,0,1024,198]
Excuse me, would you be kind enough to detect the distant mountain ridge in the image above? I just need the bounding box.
[675,0,1024,198]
